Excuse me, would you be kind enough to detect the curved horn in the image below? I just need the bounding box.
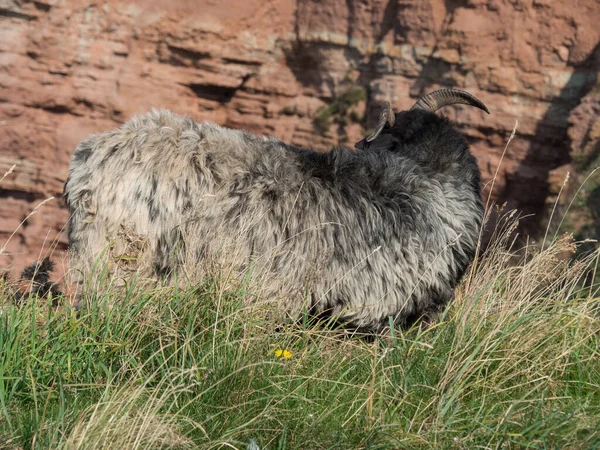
[365,101,395,143]
[411,88,489,114]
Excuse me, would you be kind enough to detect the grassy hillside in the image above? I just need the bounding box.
[1,223,599,449]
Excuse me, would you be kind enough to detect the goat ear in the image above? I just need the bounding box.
[354,139,366,150]
[355,134,396,152]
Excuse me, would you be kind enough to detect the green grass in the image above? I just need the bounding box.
[314,85,367,130]
[1,231,599,449]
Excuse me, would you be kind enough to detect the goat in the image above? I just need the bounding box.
[64,88,489,330]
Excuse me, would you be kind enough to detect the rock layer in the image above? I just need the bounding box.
[1,0,599,277]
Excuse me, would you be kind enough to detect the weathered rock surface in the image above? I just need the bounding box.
[1,0,599,277]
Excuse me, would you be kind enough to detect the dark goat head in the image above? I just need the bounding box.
[355,88,489,150]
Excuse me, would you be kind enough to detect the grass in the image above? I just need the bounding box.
[1,221,599,449]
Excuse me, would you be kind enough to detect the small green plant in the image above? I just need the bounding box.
[315,84,367,130]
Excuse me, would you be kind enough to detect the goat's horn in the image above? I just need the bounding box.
[365,101,395,143]
[411,88,489,114]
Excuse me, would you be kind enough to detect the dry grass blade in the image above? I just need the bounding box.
[0,197,55,257]
[0,164,16,184]
[63,372,201,450]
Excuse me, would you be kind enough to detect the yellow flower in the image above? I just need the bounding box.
[274,349,292,358]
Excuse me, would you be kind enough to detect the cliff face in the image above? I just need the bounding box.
[1,0,599,275]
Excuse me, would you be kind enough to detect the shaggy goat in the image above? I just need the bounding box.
[64,88,489,330]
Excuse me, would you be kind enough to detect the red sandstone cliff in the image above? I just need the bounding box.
[1,0,599,276]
